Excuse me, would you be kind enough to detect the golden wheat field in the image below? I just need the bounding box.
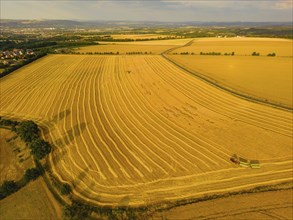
[0,54,292,206]
[154,188,293,219]
[171,37,293,56]
[167,37,293,108]
[167,55,293,107]
[76,44,174,54]
[0,178,62,220]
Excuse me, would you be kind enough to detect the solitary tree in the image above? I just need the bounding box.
[252,52,260,56]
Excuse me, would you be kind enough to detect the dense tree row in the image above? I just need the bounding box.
[69,51,154,55]
[172,51,277,57]
[0,118,51,199]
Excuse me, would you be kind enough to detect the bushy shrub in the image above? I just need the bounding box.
[0,180,19,198]
[0,119,18,127]
[63,201,92,220]
[200,52,221,55]
[16,120,40,143]
[252,52,260,56]
[24,167,42,181]
[60,183,72,195]
[29,139,52,160]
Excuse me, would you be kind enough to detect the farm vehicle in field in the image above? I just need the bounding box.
[230,154,260,168]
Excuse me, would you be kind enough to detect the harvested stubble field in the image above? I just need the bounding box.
[0,178,62,220]
[167,37,293,108]
[0,128,62,219]
[0,54,292,207]
[0,128,33,184]
[153,188,293,220]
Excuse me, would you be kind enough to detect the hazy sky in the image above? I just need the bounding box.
[1,0,292,22]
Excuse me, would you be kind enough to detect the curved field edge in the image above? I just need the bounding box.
[162,40,293,111]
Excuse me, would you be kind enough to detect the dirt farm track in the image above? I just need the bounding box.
[0,54,292,206]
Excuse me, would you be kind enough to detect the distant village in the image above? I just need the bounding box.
[0,49,35,68]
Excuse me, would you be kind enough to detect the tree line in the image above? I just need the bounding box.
[172,51,277,56]
[0,119,52,199]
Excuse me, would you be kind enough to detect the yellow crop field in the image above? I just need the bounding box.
[154,188,293,219]
[97,38,193,46]
[0,129,34,183]
[171,37,292,56]
[0,178,62,220]
[167,55,293,108]
[76,44,174,54]
[0,54,292,206]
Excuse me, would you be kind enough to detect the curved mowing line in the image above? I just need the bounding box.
[99,57,144,178]
[116,61,230,161]
[0,56,64,113]
[136,56,233,162]
[1,55,292,207]
[111,56,180,174]
[124,56,227,168]
[95,57,133,179]
[103,57,167,175]
[0,55,60,98]
[78,57,107,179]
[0,56,64,106]
[83,57,116,180]
[121,59,209,171]
[89,57,122,179]
[40,56,84,119]
[2,114,292,202]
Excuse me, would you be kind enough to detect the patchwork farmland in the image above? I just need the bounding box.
[0,52,292,206]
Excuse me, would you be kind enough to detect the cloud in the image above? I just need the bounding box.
[161,0,293,10]
[275,0,293,9]
[1,0,292,21]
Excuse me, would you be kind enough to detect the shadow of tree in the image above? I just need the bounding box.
[51,109,71,124]
[63,122,87,146]
[72,167,90,189]
[53,122,87,148]
[42,109,71,131]
[49,147,68,168]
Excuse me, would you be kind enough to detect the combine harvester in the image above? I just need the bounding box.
[230,154,260,168]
